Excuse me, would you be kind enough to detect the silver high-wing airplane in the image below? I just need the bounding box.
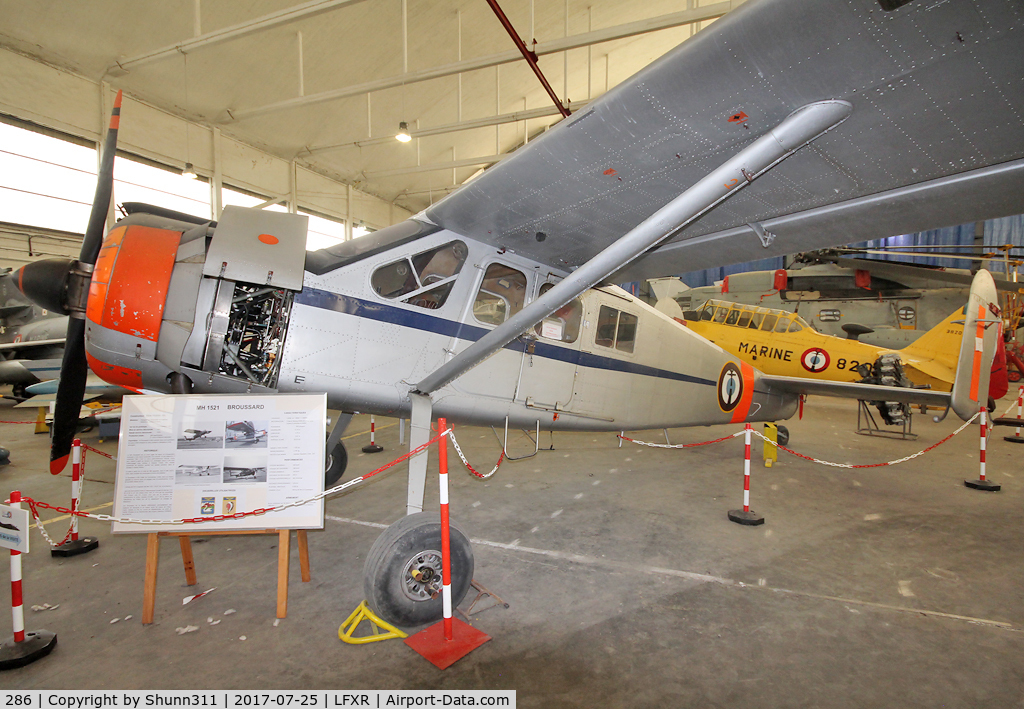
[12,0,1024,626]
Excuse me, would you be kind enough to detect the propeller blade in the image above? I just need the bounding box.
[80,89,122,265]
[49,89,123,473]
[49,318,87,474]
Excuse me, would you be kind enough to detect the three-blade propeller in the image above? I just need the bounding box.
[14,90,122,473]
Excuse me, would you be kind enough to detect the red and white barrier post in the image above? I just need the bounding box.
[51,439,100,557]
[0,491,57,670]
[361,415,384,454]
[1004,386,1024,444]
[404,418,490,669]
[729,424,765,525]
[966,406,1001,491]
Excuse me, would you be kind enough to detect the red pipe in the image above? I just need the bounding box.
[484,0,571,118]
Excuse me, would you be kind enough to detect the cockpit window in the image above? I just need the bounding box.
[371,240,467,309]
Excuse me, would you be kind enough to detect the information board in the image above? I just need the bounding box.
[112,393,326,533]
[0,503,30,553]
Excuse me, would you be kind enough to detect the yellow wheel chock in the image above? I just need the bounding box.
[763,423,778,468]
[338,601,407,645]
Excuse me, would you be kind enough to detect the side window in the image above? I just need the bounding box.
[788,320,803,333]
[713,307,728,323]
[473,262,528,326]
[775,317,791,333]
[761,314,778,332]
[725,309,740,326]
[534,283,582,343]
[594,305,638,354]
[595,305,617,348]
[616,312,638,353]
[371,241,467,309]
[737,312,752,328]
[748,313,764,329]
[699,307,714,322]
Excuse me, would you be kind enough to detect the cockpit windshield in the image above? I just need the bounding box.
[695,300,810,333]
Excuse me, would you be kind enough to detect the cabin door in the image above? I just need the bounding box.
[513,279,582,411]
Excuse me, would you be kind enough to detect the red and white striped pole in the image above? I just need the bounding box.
[51,439,99,557]
[438,418,453,641]
[403,418,491,668]
[0,491,58,669]
[728,423,764,525]
[362,415,384,453]
[71,440,81,543]
[9,491,24,644]
[966,405,1001,491]
[1004,386,1024,444]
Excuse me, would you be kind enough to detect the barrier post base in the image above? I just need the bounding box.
[1002,436,1024,444]
[728,509,765,526]
[404,617,491,670]
[50,537,99,557]
[964,478,1001,492]
[0,630,57,670]
[361,443,384,454]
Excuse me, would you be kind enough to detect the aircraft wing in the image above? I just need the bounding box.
[424,0,1024,281]
[758,375,951,408]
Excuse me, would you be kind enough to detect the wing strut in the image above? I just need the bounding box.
[414,99,853,395]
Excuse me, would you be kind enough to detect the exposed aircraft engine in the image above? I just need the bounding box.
[199,282,293,389]
[858,353,913,425]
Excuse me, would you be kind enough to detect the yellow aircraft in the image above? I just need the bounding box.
[682,299,968,394]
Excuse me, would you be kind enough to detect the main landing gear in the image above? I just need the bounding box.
[363,512,475,626]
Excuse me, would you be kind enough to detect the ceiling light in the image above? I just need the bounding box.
[395,122,412,143]
[182,162,198,179]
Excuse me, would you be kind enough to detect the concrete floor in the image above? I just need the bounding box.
[0,393,1021,707]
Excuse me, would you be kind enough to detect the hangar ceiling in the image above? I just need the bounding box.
[0,0,740,216]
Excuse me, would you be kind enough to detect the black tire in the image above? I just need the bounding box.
[776,424,790,447]
[363,512,474,627]
[325,441,347,488]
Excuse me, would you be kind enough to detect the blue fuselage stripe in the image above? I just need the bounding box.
[295,287,714,387]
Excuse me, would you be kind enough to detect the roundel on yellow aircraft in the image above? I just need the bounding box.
[801,347,830,373]
[718,362,743,413]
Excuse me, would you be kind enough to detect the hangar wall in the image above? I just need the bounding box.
[0,46,411,251]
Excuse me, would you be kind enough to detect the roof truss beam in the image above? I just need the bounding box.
[224,1,734,122]
[106,0,372,76]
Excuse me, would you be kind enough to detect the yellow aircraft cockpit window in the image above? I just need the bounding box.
[788,319,804,333]
[725,309,740,326]
[774,316,792,333]
[737,311,752,328]
[760,313,778,331]
[713,306,728,323]
[748,312,764,329]
[699,306,714,321]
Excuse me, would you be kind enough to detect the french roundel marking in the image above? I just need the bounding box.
[801,347,830,373]
[718,362,743,412]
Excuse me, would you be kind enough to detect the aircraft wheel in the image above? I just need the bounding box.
[363,512,474,627]
[776,424,790,447]
[324,441,348,488]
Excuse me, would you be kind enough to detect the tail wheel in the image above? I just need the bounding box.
[776,424,790,447]
[324,441,348,488]
[363,512,474,627]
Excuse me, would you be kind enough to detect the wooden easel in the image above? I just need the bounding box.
[141,528,311,624]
